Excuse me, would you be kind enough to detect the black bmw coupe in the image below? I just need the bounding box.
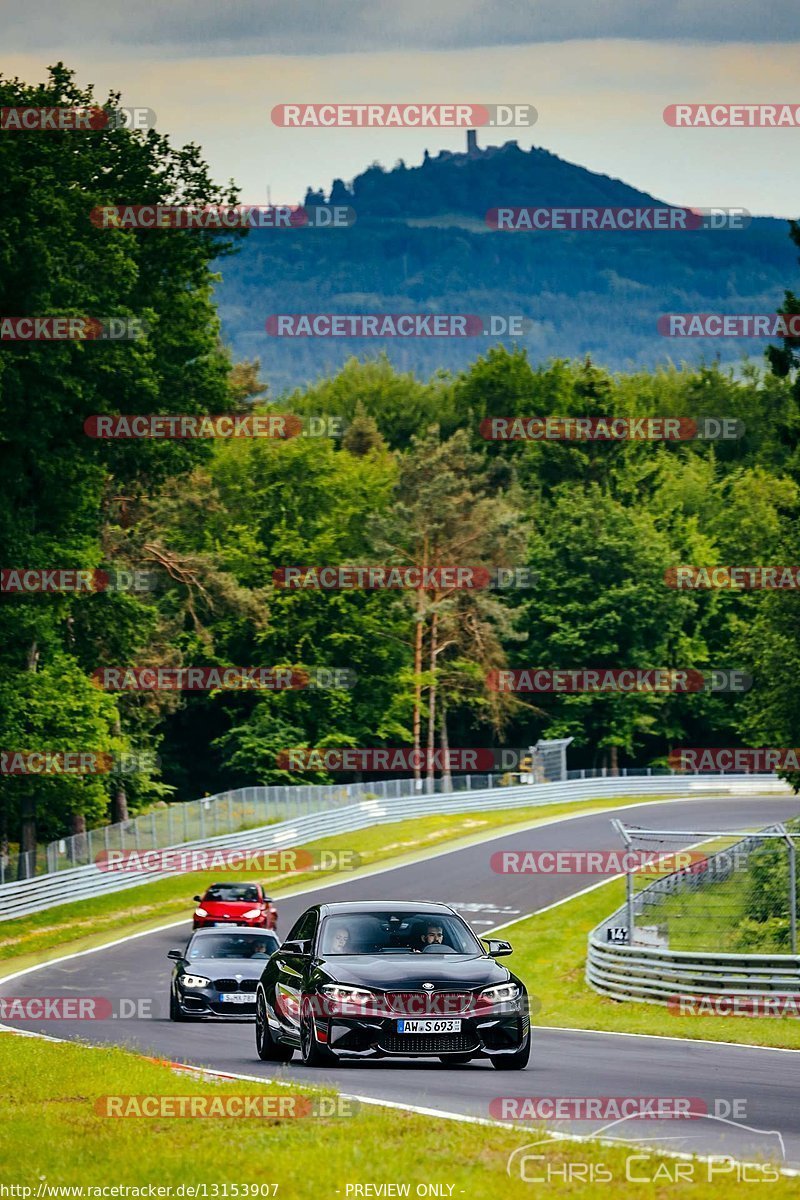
[254,900,531,1068]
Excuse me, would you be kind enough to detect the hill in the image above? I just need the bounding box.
[215,136,796,391]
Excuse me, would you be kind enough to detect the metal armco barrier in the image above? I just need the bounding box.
[587,811,800,1006]
[0,773,788,922]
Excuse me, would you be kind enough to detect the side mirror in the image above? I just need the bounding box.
[280,939,310,956]
[484,939,513,958]
[263,896,273,903]
[167,948,183,960]
[193,895,202,903]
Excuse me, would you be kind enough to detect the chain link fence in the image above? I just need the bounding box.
[609,819,799,954]
[1,762,678,883]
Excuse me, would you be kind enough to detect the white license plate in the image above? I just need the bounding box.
[220,993,252,1004]
[397,1019,462,1033]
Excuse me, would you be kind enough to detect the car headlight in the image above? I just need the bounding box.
[321,984,374,1004]
[479,982,520,1004]
[241,908,262,919]
[194,907,208,917]
[180,973,211,989]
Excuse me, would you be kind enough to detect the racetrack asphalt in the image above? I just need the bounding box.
[3,794,800,1167]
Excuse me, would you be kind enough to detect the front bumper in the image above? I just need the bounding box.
[313,999,529,1059]
[176,985,257,1019]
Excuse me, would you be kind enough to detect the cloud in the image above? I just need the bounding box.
[4,0,799,58]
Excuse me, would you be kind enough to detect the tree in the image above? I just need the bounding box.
[370,426,527,786]
[0,63,239,849]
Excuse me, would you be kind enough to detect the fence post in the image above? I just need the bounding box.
[788,836,797,955]
[151,811,157,848]
[200,802,206,839]
[168,805,174,846]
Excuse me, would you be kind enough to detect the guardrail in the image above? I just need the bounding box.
[587,815,800,1005]
[32,763,672,880]
[0,772,789,922]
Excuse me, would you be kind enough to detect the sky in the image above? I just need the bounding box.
[4,1,800,216]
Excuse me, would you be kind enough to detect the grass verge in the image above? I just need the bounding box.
[0,793,682,973]
[0,1034,790,1194]
[504,878,800,1049]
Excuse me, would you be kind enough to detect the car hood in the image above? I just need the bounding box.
[185,957,266,978]
[320,954,511,990]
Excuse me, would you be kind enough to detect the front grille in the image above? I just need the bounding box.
[211,977,258,993]
[380,1033,478,1054]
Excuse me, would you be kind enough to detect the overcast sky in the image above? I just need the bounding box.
[4,2,800,216]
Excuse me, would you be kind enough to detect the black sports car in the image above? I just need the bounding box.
[254,900,531,1068]
[168,927,280,1020]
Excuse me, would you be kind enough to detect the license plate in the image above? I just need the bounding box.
[220,993,252,1004]
[397,1019,462,1033]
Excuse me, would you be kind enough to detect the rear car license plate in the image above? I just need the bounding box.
[397,1019,461,1033]
[220,993,251,1003]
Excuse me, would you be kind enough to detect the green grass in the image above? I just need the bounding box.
[647,875,749,951]
[504,878,800,1049]
[0,793,680,972]
[0,1034,791,1194]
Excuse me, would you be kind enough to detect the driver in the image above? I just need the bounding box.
[420,922,445,948]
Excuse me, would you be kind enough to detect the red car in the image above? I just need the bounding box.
[193,882,278,931]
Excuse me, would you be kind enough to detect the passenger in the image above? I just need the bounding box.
[330,926,352,953]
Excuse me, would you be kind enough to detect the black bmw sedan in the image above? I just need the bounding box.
[254,901,531,1068]
[168,927,279,1020]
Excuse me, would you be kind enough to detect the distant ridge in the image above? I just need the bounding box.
[216,135,795,391]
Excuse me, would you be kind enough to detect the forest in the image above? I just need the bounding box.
[2,66,800,859]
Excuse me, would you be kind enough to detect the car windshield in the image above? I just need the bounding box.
[187,934,277,960]
[319,911,482,955]
[204,884,260,903]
